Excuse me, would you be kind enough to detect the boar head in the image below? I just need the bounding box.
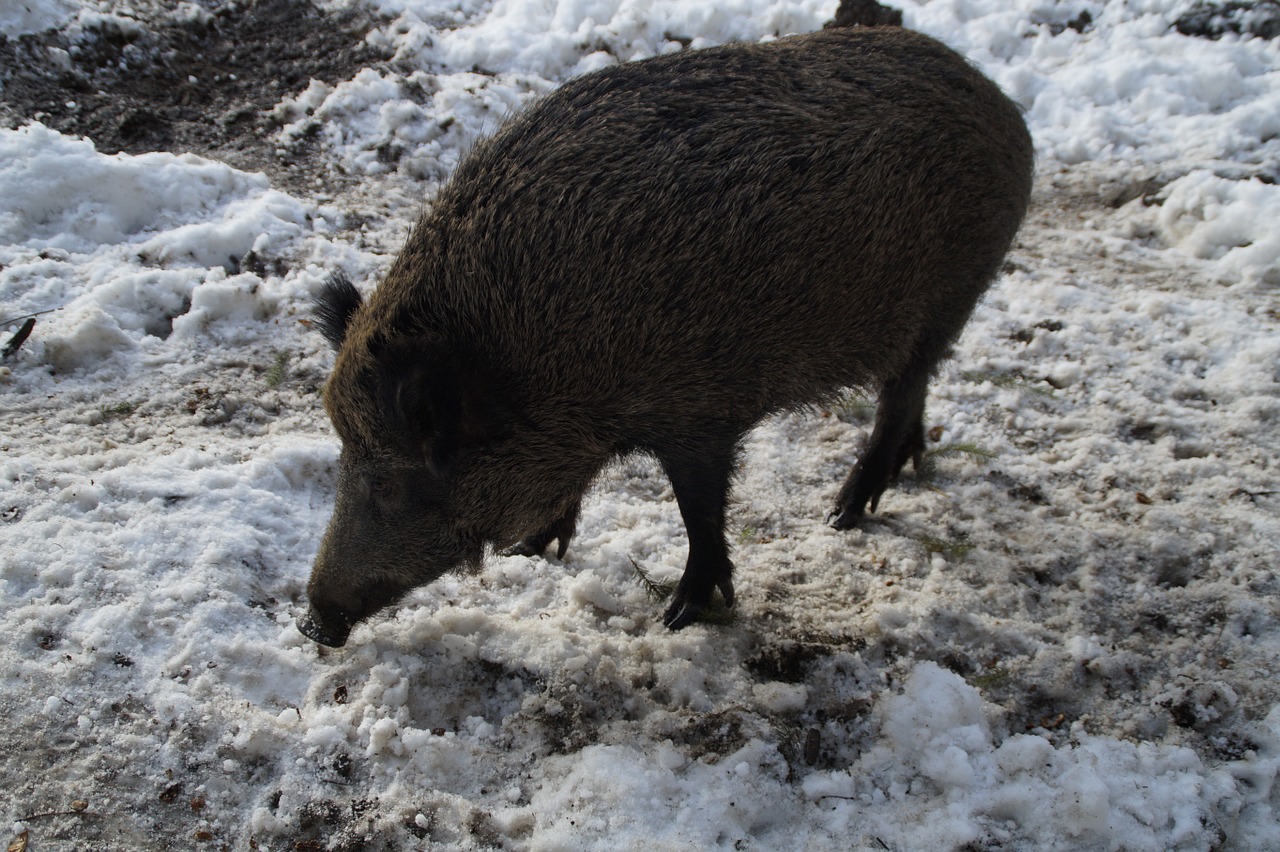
[298,273,508,647]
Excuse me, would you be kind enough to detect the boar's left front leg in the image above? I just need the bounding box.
[507,498,580,559]
[659,444,737,630]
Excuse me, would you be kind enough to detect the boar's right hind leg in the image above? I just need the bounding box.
[659,445,737,630]
[830,365,930,529]
[505,499,580,560]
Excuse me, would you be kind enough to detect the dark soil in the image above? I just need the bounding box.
[0,0,387,191]
[1175,1,1280,39]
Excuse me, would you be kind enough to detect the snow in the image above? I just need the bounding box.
[2,0,1279,849]
[0,0,78,36]
[1155,170,1280,287]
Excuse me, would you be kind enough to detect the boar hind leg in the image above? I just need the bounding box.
[507,498,580,559]
[830,365,931,529]
[659,445,737,630]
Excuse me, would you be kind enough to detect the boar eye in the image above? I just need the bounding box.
[370,478,390,495]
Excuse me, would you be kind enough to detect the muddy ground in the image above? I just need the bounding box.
[1,0,382,193]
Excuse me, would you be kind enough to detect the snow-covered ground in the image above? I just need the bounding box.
[2,1,1278,849]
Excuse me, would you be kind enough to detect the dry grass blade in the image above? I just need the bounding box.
[918,534,974,560]
[926,442,997,461]
[960,369,1056,397]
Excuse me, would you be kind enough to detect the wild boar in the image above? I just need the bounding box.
[298,25,1034,647]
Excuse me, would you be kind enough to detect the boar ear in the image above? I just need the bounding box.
[314,272,363,350]
[382,348,516,471]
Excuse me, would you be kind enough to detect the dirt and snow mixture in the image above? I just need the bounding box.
[2,0,1278,849]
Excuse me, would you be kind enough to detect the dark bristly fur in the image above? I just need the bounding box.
[298,26,1034,648]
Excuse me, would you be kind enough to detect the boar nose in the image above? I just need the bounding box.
[297,606,351,648]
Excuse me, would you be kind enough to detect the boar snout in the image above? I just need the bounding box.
[300,464,486,646]
[297,603,353,648]
[299,569,415,648]
[298,568,374,648]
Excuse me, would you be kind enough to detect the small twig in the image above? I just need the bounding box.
[0,308,58,325]
[19,809,101,821]
[1230,488,1278,500]
[1205,618,1232,658]
[926,442,997,461]
[960,369,1056,397]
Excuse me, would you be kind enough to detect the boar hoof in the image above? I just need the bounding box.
[503,510,578,560]
[829,470,901,524]
[829,488,886,528]
[503,533,570,560]
[662,576,735,630]
[502,540,541,558]
[503,536,559,559]
[828,506,864,530]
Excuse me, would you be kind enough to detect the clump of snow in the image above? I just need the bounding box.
[908,0,1280,167]
[0,123,332,372]
[273,67,539,180]
[0,123,310,265]
[412,0,837,76]
[0,0,79,36]
[803,663,1274,848]
[66,6,147,43]
[1154,170,1280,287]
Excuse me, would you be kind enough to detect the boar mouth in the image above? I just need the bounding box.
[297,607,353,648]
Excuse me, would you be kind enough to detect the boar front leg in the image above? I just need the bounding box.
[658,444,737,630]
[830,366,930,528]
